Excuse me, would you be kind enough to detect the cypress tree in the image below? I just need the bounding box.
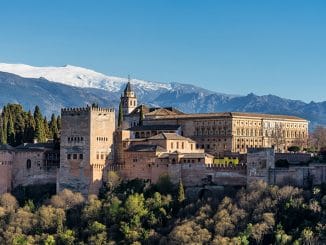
[139,106,144,126]
[177,179,185,204]
[56,115,61,131]
[0,117,6,144]
[43,116,50,140]
[24,110,36,143]
[118,101,123,127]
[1,112,8,144]
[34,105,46,143]
[49,114,59,140]
[14,111,25,145]
[7,114,15,145]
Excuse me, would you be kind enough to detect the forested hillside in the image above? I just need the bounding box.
[0,176,325,244]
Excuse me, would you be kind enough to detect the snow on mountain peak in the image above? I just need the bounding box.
[0,63,173,92]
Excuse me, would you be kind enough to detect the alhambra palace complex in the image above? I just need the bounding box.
[1,82,326,196]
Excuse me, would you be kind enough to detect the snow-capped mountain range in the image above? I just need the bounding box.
[0,63,173,92]
[0,63,325,128]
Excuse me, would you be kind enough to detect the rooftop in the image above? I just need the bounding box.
[158,152,212,159]
[144,112,307,121]
[0,144,14,151]
[148,133,195,142]
[127,144,166,152]
[129,124,181,131]
[124,81,132,93]
[15,142,57,151]
[128,105,184,117]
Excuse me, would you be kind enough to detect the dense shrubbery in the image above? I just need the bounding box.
[0,175,325,244]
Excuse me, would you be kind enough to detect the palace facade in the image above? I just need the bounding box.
[121,82,309,155]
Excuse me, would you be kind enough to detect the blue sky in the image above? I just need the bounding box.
[0,0,325,102]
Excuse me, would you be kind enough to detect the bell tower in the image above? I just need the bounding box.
[121,76,137,116]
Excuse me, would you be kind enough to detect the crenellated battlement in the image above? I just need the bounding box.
[205,163,247,171]
[61,107,90,114]
[61,106,115,115]
[90,107,115,113]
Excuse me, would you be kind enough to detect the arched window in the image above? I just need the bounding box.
[26,159,31,169]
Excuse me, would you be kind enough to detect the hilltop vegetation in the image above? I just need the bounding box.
[0,176,325,244]
[0,104,60,146]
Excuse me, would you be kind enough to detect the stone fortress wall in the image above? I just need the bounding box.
[0,149,13,194]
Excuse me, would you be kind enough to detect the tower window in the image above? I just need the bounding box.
[26,159,31,169]
[79,154,83,160]
[67,154,71,160]
[73,154,77,160]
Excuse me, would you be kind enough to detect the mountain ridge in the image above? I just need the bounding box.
[0,63,325,128]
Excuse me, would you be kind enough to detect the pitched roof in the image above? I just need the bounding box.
[127,144,166,152]
[124,81,132,93]
[146,108,184,117]
[158,152,213,159]
[144,112,307,121]
[129,124,181,131]
[128,104,150,116]
[148,133,195,142]
[15,143,56,151]
[0,144,14,151]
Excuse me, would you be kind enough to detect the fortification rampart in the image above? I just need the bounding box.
[61,107,115,116]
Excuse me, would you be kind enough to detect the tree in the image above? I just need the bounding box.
[288,145,301,152]
[43,116,51,139]
[121,193,149,242]
[7,114,15,145]
[139,106,144,126]
[82,195,102,223]
[23,111,36,143]
[177,179,185,204]
[50,189,84,210]
[33,105,46,142]
[37,205,66,233]
[310,125,326,151]
[58,229,76,245]
[87,221,107,245]
[118,101,123,127]
[271,123,286,153]
[168,220,211,244]
[154,174,174,195]
[106,171,121,192]
[0,193,18,211]
[49,114,59,140]
[56,115,61,131]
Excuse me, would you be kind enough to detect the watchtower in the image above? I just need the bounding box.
[58,106,115,195]
[120,77,137,117]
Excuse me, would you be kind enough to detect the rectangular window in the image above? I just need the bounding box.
[101,154,104,160]
[73,154,77,160]
[79,154,83,160]
[96,154,99,160]
[67,154,71,160]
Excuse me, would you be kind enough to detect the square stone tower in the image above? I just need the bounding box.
[58,106,115,196]
[246,148,275,185]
